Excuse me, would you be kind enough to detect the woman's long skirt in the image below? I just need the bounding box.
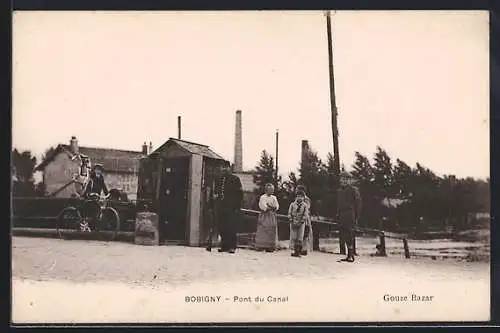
[254,211,278,250]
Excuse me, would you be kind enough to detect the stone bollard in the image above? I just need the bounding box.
[134,212,159,246]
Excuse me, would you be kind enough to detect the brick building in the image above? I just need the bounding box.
[35,136,149,200]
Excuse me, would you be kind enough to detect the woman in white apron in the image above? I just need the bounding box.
[254,183,279,252]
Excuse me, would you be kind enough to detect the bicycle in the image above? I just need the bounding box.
[56,193,121,240]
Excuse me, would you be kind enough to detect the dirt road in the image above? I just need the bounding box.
[12,237,490,323]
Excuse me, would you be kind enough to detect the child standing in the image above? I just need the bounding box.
[288,190,309,257]
[295,185,312,255]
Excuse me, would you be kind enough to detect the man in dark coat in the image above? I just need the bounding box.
[80,164,110,230]
[336,172,362,262]
[212,164,243,253]
[81,164,110,199]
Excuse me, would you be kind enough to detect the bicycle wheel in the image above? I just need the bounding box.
[100,207,120,240]
[56,206,82,239]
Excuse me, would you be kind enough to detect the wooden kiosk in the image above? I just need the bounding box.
[136,138,228,246]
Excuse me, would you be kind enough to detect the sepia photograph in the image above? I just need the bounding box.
[11,10,490,323]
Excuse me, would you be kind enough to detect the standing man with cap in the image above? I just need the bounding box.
[81,163,110,199]
[213,163,243,254]
[336,172,362,262]
[79,163,110,232]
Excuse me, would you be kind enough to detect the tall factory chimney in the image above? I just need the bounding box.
[177,116,182,140]
[233,110,243,172]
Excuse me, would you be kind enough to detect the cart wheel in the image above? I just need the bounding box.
[56,207,82,239]
[101,207,120,240]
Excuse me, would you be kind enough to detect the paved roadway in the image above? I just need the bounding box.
[12,237,490,324]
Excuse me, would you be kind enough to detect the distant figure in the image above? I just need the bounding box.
[212,164,243,254]
[296,185,313,255]
[336,173,362,262]
[11,165,18,183]
[415,216,424,239]
[255,183,280,252]
[81,164,110,199]
[288,190,309,257]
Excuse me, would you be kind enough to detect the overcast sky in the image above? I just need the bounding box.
[12,10,489,179]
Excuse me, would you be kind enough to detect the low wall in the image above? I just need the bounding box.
[12,197,137,231]
[12,197,75,218]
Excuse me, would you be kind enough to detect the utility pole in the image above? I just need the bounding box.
[275,129,279,184]
[325,10,341,185]
[325,10,343,254]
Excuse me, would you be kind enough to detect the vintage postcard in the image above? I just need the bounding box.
[11,10,490,324]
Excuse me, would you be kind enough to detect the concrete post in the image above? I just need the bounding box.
[134,212,159,245]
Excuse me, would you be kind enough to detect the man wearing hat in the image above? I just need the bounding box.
[81,163,110,199]
[336,172,362,262]
[212,163,243,254]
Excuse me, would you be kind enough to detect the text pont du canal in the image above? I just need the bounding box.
[185,295,289,304]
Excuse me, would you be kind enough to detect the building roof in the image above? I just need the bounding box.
[35,144,145,174]
[152,138,226,160]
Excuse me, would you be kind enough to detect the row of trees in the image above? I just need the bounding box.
[252,145,490,231]
[11,148,55,197]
